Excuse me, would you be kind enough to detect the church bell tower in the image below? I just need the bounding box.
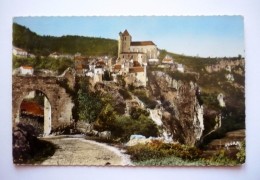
[118,30,132,56]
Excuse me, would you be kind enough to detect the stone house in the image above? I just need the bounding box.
[83,59,106,83]
[127,66,147,87]
[12,47,28,57]
[74,56,89,75]
[19,66,34,75]
[162,54,174,64]
[177,63,184,73]
[49,52,60,59]
[148,58,159,65]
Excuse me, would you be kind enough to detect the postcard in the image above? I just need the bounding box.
[12,16,245,166]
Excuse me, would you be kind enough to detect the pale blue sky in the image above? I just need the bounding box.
[14,16,245,57]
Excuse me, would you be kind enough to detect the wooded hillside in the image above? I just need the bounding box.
[13,23,118,56]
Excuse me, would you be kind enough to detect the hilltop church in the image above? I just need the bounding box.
[114,30,159,87]
[118,30,159,61]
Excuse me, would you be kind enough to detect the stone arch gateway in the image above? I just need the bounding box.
[12,75,74,135]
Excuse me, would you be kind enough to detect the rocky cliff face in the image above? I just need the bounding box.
[148,71,204,146]
[205,59,245,73]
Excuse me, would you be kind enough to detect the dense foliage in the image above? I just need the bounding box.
[13,56,74,74]
[74,77,159,142]
[74,77,103,123]
[13,23,118,56]
[131,89,157,109]
[126,140,245,166]
[166,71,198,82]
[127,140,202,162]
[112,114,159,142]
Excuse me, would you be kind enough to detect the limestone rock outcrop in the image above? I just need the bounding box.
[13,123,38,163]
[205,59,245,73]
[217,93,226,107]
[13,122,56,164]
[149,71,204,146]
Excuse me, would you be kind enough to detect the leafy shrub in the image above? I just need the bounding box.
[127,143,165,161]
[117,75,126,87]
[200,92,220,110]
[126,140,202,162]
[203,149,238,166]
[134,156,206,166]
[236,141,246,164]
[132,90,157,109]
[129,107,149,119]
[118,88,132,100]
[167,71,197,82]
[111,115,159,142]
[94,103,117,132]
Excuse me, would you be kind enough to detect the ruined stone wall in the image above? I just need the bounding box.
[12,75,74,132]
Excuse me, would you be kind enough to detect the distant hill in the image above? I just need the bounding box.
[13,23,118,57]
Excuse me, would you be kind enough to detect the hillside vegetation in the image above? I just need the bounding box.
[13,23,118,56]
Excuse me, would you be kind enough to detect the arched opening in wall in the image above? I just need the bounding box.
[19,90,51,136]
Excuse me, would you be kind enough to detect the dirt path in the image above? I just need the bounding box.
[40,136,132,166]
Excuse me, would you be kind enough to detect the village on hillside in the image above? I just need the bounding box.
[13,30,185,86]
[12,25,245,166]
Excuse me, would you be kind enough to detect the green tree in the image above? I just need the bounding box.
[94,103,117,131]
[77,89,103,123]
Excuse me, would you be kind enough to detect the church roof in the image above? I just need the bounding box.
[122,30,130,36]
[131,41,155,46]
